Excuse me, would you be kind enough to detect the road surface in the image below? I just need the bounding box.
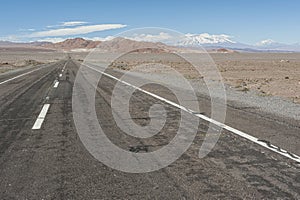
[0,59,299,199]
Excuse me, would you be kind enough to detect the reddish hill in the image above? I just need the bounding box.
[40,38,101,50]
[94,37,170,53]
[36,37,170,52]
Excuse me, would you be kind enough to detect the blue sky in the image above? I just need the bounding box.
[1,0,299,44]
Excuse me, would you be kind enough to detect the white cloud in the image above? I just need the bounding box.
[29,24,126,37]
[0,35,20,42]
[61,21,88,27]
[34,36,115,43]
[46,21,88,28]
[18,28,36,32]
[83,36,115,41]
[36,37,67,43]
[125,32,173,42]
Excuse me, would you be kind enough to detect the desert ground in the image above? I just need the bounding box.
[0,47,300,110]
[0,49,299,199]
[0,48,300,103]
[211,53,300,104]
[106,52,300,104]
[0,47,87,73]
[0,48,62,73]
[1,48,300,103]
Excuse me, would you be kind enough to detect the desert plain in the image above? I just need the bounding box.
[1,47,300,105]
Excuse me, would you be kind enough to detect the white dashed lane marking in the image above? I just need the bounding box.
[33,62,63,130]
[62,61,68,72]
[54,80,59,88]
[32,104,50,130]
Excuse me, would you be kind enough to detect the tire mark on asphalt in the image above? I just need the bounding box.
[83,63,300,163]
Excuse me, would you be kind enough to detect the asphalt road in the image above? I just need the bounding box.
[0,59,299,199]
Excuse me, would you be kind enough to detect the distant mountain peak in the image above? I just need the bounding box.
[178,33,236,47]
[256,39,277,46]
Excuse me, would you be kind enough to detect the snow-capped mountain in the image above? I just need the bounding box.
[176,34,300,52]
[255,39,300,51]
[176,33,255,49]
[256,39,277,46]
[255,39,288,49]
[178,33,236,47]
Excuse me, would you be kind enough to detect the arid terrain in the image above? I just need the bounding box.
[0,47,299,199]
[107,51,300,104]
[1,45,300,104]
[0,47,88,73]
[211,53,300,104]
[0,47,63,73]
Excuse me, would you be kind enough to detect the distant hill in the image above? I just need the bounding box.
[39,38,101,50]
[0,41,15,46]
[92,37,171,53]
[0,41,54,51]
[0,34,300,53]
[34,37,175,53]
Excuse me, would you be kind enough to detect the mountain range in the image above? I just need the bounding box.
[0,37,204,53]
[0,33,299,52]
[176,34,300,52]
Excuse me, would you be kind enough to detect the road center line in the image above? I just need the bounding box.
[62,61,68,72]
[54,80,59,88]
[32,104,50,130]
[83,63,300,163]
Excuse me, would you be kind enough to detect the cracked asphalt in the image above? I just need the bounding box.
[0,59,299,199]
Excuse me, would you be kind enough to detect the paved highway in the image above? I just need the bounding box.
[0,59,299,199]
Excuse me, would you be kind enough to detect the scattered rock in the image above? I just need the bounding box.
[129,145,148,153]
[280,59,290,63]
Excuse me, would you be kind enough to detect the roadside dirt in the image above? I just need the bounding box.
[211,53,300,104]
[108,52,300,104]
[0,48,66,74]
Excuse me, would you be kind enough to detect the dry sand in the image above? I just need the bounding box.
[0,47,66,73]
[1,49,299,104]
[211,53,300,104]
[108,52,300,104]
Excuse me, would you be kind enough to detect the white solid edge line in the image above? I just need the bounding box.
[82,63,300,163]
[0,67,42,85]
[54,81,59,88]
[32,104,50,130]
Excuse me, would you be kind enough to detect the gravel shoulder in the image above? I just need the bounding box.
[108,63,300,124]
[90,52,300,124]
